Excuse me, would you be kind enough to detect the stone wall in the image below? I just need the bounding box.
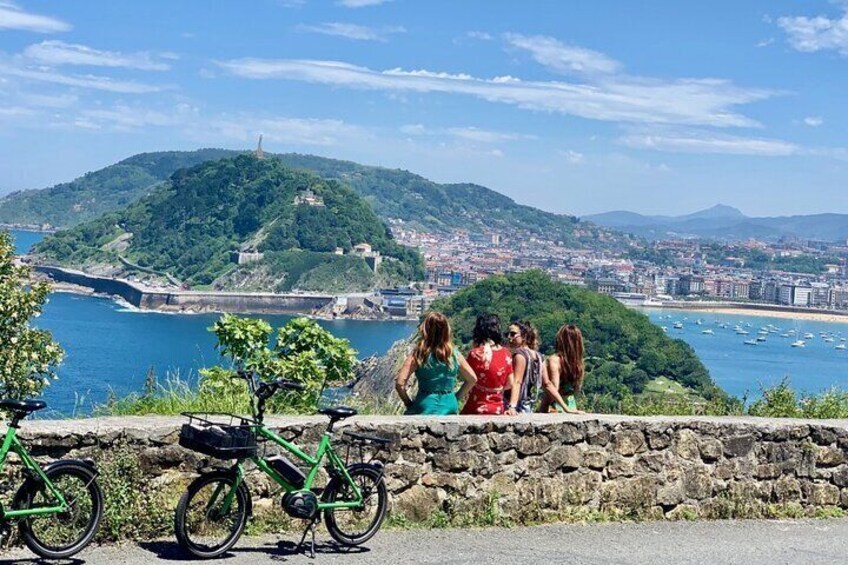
[12,414,848,525]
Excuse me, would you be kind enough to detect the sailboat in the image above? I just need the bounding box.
[791,340,806,348]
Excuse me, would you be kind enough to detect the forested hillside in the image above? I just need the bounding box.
[33,155,423,292]
[0,149,241,228]
[433,270,729,404]
[1,149,614,247]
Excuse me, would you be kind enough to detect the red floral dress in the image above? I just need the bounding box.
[460,346,513,415]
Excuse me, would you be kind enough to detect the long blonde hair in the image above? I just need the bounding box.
[555,325,585,393]
[414,312,455,368]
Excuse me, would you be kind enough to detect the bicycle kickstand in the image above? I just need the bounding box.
[296,517,318,559]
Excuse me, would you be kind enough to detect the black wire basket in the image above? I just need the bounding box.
[179,412,259,460]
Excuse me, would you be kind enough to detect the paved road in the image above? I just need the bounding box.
[2,519,847,564]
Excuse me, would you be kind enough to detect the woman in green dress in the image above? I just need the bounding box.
[395,312,477,415]
[539,324,586,414]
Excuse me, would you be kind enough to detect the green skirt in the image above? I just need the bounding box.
[552,395,577,412]
[405,392,458,416]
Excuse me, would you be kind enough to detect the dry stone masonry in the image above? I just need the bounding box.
[10,414,848,524]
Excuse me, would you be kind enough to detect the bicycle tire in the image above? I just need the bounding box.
[15,460,103,559]
[174,470,250,559]
[323,464,388,546]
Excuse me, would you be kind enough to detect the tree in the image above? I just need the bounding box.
[201,314,357,414]
[0,231,64,399]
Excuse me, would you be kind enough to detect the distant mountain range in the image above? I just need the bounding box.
[0,149,614,249]
[585,204,848,242]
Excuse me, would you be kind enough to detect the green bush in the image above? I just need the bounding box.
[0,230,64,399]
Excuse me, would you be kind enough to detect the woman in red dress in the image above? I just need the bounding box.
[461,314,514,415]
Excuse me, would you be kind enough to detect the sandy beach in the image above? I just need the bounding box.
[645,305,848,325]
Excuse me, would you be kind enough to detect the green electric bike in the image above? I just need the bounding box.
[174,371,391,559]
[0,399,103,559]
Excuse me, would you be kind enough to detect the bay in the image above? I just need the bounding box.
[11,229,45,255]
[640,308,848,400]
[9,230,848,414]
[37,293,416,415]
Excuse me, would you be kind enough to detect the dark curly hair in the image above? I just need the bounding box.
[472,314,503,346]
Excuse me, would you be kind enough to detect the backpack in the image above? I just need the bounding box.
[519,348,543,404]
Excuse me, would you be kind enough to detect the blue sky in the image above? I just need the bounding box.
[1,0,847,217]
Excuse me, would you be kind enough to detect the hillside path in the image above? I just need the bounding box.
[3,518,847,564]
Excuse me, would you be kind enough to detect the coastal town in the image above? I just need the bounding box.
[383,221,848,319]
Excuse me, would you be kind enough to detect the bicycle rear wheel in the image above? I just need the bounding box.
[174,470,250,559]
[15,460,103,559]
[323,464,388,546]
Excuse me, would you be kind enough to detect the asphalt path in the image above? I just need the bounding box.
[2,519,847,564]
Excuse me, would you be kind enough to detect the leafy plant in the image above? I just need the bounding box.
[0,230,64,399]
[200,314,358,414]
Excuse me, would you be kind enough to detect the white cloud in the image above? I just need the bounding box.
[337,0,391,7]
[401,124,533,143]
[0,1,70,33]
[297,22,405,41]
[467,31,493,41]
[23,40,173,71]
[756,38,775,48]
[620,130,799,156]
[216,58,775,128]
[207,115,370,146]
[777,8,848,55]
[504,33,621,75]
[804,116,824,127]
[0,64,163,93]
[561,149,585,164]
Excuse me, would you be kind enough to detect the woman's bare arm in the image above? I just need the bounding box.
[394,354,418,408]
[543,355,570,411]
[506,353,526,415]
[455,355,477,403]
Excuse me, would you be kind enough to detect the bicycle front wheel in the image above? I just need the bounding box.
[174,470,250,559]
[15,460,103,559]
[323,464,388,546]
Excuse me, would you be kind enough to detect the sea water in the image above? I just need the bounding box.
[10,230,848,412]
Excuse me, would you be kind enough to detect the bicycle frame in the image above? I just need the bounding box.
[218,425,364,514]
[0,425,69,520]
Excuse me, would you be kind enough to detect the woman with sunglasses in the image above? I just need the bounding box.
[460,314,513,415]
[539,324,585,414]
[396,312,477,415]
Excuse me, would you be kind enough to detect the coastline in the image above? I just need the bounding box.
[2,223,56,234]
[35,264,418,321]
[639,303,848,325]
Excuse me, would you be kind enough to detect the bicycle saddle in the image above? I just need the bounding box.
[318,406,357,420]
[0,399,47,413]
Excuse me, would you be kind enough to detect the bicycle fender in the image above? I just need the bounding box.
[195,468,253,519]
[11,459,98,510]
[323,463,384,502]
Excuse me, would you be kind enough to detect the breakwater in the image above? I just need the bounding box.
[35,265,334,314]
[14,414,848,529]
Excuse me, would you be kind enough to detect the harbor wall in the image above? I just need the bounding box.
[35,265,334,314]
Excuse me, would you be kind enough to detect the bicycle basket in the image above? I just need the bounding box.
[178,413,258,460]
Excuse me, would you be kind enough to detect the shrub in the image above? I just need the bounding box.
[0,230,63,399]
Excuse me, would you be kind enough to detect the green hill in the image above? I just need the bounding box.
[431,270,729,404]
[273,154,603,245]
[0,149,243,229]
[1,149,614,247]
[33,155,423,292]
